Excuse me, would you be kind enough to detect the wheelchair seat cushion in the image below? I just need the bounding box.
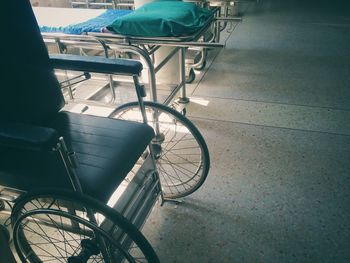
[0,111,154,202]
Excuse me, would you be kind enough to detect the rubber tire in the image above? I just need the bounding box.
[111,101,210,199]
[185,68,196,84]
[12,189,160,263]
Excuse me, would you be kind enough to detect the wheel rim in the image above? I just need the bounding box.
[12,195,155,263]
[112,104,208,199]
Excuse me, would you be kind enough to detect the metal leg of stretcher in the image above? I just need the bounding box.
[179,47,190,105]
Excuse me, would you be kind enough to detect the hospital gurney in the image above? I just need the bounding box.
[33,3,236,104]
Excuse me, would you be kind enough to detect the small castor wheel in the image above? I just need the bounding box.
[185,68,196,84]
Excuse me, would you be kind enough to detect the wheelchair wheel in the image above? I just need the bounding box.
[110,101,210,199]
[11,189,160,263]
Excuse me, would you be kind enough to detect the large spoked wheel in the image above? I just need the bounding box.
[11,189,159,263]
[110,101,210,199]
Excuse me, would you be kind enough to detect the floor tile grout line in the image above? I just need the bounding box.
[189,95,350,112]
[188,115,350,137]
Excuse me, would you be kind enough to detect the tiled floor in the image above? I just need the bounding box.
[141,0,350,262]
[2,0,350,262]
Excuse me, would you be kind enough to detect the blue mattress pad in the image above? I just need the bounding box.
[39,9,132,35]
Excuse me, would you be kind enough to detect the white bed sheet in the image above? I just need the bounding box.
[33,7,105,28]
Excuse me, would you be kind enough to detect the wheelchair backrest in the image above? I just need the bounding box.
[1,0,65,125]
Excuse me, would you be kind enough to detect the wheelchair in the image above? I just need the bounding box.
[0,0,210,262]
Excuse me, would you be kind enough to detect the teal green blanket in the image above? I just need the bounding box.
[107,1,212,37]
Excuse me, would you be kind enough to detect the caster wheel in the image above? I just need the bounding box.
[186,68,196,84]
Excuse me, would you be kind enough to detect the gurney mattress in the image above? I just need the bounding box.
[107,1,212,37]
[38,9,132,35]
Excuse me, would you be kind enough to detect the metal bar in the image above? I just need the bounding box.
[88,2,113,6]
[92,34,225,48]
[57,138,83,193]
[163,83,183,106]
[179,47,188,102]
[95,38,117,103]
[147,45,161,56]
[154,47,181,74]
[60,72,91,89]
[190,49,207,69]
[107,43,158,102]
[133,75,148,124]
[216,16,243,22]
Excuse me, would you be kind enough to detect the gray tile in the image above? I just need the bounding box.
[143,118,350,263]
[193,2,350,110]
[187,96,350,135]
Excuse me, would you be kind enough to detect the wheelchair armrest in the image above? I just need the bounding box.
[0,122,60,151]
[50,54,143,76]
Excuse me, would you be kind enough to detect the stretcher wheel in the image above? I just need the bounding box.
[186,68,196,84]
[110,101,210,199]
[12,189,160,263]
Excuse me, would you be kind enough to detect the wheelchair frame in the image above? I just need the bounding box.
[0,63,161,262]
[0,1,214,259]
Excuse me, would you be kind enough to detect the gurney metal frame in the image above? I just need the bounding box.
[88,7,232,104]
[70,0,134,9]
[38,6,239,106]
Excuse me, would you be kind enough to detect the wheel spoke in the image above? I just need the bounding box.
[13,192,159,263]
[112,102,209,198]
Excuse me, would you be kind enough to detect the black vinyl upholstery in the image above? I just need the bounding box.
[0,112,154,202]
[2,0,65,125]
[0,122,60,152]
[50,54,143,76]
